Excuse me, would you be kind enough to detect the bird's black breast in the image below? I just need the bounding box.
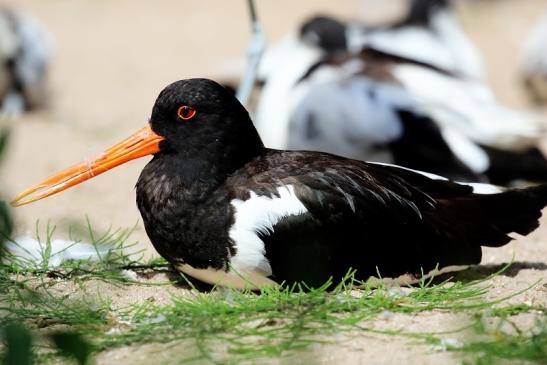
[135,156,236,270]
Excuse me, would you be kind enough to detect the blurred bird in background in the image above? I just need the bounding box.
[0,7,51,117]
[254,0,547,185]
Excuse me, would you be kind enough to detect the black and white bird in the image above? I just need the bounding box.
[11,79,547,289]
[0,8,51,116]
[301,1,547,150]
[255,10,547,184]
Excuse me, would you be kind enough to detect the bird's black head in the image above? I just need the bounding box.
[299,15,348,54]
[149,78,264,162]
[403,0,450,27]
[10,78,264,207]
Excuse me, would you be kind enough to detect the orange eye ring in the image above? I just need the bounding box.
[177,105,197,121]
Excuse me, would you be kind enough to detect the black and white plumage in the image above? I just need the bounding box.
[284,68,484,182]
[257,0,482,81]
[255,10,547,184]
[11,79,547,289]
[357,0,484,80]
[0,8,51,116]
[387,57,546,152]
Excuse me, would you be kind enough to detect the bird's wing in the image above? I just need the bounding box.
[362,0,483,79]
[388,110,485,180]
[228,151,547,283]
[391,63,547,150]
[287,76,407,159]
[287,72,482,181]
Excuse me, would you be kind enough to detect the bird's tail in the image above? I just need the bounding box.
[483,146,547,185]
[440,183,547,249]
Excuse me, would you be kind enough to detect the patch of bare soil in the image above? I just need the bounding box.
[1,0,547,364]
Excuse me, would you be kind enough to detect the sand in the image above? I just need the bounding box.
[1,0,546,364]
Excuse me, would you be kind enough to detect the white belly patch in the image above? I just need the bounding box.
[227,185,308,284]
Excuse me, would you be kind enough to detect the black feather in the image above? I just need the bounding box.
[390,110,483,182]
[482,145,547,185]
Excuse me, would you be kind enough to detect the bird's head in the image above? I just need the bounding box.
[11,78,262,207]
[150,78,254,155]
[299,15,348,54]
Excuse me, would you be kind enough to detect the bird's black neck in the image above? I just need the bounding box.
[135,119,264,269]
[144,119,264,201]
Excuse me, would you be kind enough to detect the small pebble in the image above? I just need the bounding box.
[121,269,138,281]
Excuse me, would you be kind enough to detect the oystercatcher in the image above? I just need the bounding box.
[11,79,547,288]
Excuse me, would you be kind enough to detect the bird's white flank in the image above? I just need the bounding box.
[228,185,308,278]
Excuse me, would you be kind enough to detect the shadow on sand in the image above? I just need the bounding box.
[433,261,547,284]
[133,261,547,291]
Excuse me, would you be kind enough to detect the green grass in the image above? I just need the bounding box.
[0,221,545,364]
[460,321,547,365]
[1,218,170,285]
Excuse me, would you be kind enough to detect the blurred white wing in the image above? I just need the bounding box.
[363,9,483,79]
[288,76,407,161]
[255,36,322,148]
[392,64,547,150]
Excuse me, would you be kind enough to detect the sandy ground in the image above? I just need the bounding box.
[1,0,547,364]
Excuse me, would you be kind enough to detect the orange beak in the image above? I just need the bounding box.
[11,124,165,207]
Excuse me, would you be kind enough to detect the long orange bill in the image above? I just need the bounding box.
[11,124,165,207]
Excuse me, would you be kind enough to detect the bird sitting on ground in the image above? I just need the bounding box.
[11,79,547,289]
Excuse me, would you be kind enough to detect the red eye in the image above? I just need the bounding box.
[177,105,196,121]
